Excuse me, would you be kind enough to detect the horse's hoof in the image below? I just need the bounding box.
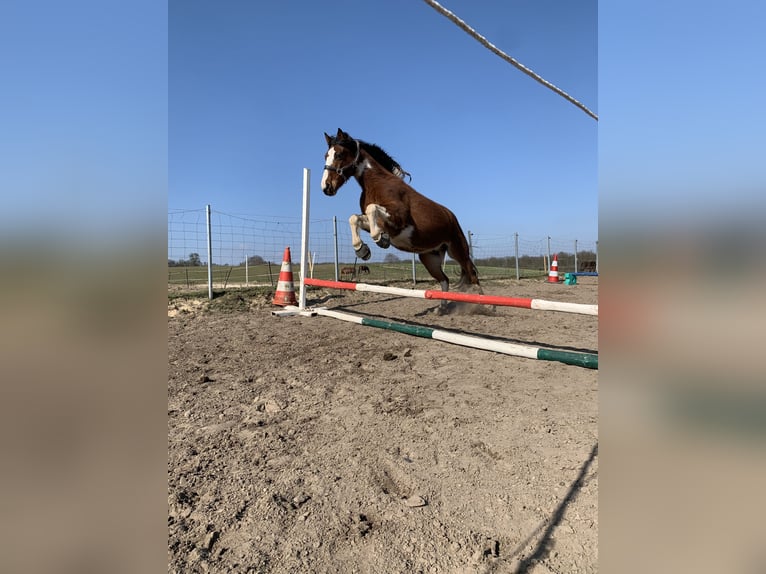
[355,244,371,260]
[434,301,454,316]
[375,234,390,249]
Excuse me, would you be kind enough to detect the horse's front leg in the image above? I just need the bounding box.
[349,214,372,260]
[365,204,391,249]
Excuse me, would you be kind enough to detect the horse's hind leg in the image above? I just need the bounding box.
[420,249,454,313]
[418,249,449,292]
[419,248,453,314]
[447,242,481,292]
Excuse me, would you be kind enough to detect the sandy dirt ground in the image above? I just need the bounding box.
[168,277,598,573]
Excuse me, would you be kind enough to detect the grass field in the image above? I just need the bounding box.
[168,261,547,290]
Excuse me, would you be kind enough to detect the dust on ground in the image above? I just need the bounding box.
[168,277,598,573]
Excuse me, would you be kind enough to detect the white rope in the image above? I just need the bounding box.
[421,0,598,121]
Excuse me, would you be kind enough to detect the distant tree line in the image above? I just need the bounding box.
[167,253,272,267]
[372,251,597,269]
[168,252,203,267]
[168,251,596,269]
[242,255,266,266]
[474,250,597,269]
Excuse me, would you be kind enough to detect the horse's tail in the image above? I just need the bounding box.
[457,257,480,290]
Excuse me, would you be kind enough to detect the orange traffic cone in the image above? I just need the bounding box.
[547,254,561,283]
[272,247,297,306]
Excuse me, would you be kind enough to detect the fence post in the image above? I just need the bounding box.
[206,204,213,299]
[299,168,311,310]
[546,236,551,273]
[333,216,339,281]
[468,230,474,259]
[514,232,520,280]
[574,239,578,273]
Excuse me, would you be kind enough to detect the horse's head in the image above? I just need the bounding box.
[321,128,360,196]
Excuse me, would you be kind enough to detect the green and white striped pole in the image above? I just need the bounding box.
[315,308,598,369]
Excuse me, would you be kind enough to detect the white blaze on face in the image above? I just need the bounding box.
[321,147,336,191]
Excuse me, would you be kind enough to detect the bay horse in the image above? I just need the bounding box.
[321,128,480,301]
[340,266,355,280]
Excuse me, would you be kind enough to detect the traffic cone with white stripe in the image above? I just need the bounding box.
[272,247,297,306]
[547,254,561,283]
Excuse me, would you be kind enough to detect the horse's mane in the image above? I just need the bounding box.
[358,141,411,180]
[332,136,411,180]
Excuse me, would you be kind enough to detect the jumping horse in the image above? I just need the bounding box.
[321,128,480,301]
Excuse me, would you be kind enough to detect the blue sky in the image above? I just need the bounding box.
[599,0,766,227]
[169,0,597,243]
[0,0,167,240]
[3,1,762,254]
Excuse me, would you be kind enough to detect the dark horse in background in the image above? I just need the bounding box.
[321,128,481,302]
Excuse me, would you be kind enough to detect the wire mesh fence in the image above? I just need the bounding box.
[168,208,597,289]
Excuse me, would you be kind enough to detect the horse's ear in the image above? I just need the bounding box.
[324,132,334,146]
[336,128,349,141]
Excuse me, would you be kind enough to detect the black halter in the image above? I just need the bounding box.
[324,138,361,179]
